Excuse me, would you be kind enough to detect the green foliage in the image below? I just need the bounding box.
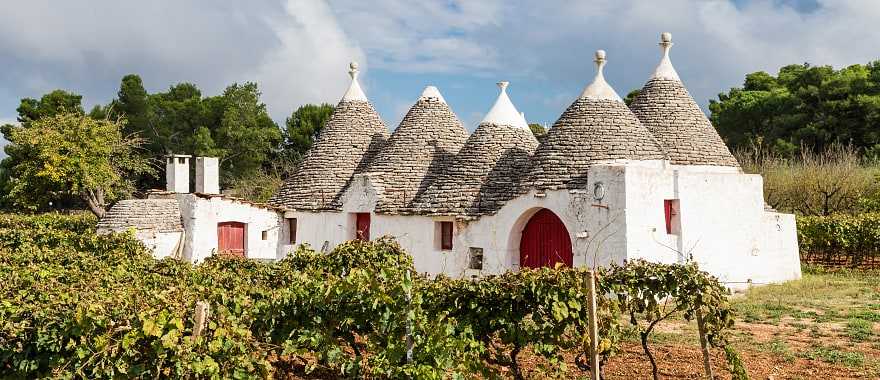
[281,103,334,172]
[0,214,739,379]
[624,89,641,106]
[797,213,880,266]
[711,62,880,156]
[527,123,546,138]
[106,76,282,188]
[2,112,154,217]
[602,259,738,380]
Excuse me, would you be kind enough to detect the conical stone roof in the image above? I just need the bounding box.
[411,82,539,216]
[530,51,665,190]
[366,86,468,214]
[269,62,389,211]
[629,33,739,167]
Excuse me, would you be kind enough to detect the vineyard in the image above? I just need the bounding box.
[0,213,745,379]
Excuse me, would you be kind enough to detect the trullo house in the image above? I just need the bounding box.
[98,33,801,289]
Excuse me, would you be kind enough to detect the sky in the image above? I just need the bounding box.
[1,0,879,159]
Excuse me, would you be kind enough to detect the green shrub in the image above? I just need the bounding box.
[0,213,740,379]
[797,213,880,266]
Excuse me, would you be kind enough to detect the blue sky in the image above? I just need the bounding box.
[1,0,878,159]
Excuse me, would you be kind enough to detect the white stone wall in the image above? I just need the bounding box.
[279,160,800,290]
[622,164,801,290]
[177,194,286,263]
[134,230,183,259]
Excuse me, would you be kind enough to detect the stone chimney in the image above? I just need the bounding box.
[195,157,220,194]
[166,154,191,193]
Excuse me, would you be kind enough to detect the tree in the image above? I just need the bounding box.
[710,61,880,156]
[115,74,150,136]
[281,103,334,170]
[528,123,546,139]
[624,89,641,106]
[213,83,282,182]
[1,89,87,209]
[15,90,84,124]
[2,112,153,217]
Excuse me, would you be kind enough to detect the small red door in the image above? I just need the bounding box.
[218,222,246,257]
[519,209,573,268]
[355,213,370,241]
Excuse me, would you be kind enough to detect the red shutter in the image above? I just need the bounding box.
[440,221,453,250]
[289,218,297,244]
[664,200,673,234]
[218,222,246,257]
[356,213,370,241]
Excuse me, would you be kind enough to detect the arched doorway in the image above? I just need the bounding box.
[519,209,573,268]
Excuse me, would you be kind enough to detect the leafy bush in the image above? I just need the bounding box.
[797,213,880,266]
[1,213,740,379]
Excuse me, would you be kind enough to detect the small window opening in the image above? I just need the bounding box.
[261,230,268,240]
[438,221,453,250]
[289,218,297,244]
[664,199,681,235]
[178,157,186,164]
[355,213,370,241]
[469,247,484,270]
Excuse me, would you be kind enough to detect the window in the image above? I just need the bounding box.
[355,213,370,241]
[664,199,680,235]
[261,230,268,240]
[289,218,297,244]
[178,157,186,164]
[468,247,483,270]
[438,221,453,250]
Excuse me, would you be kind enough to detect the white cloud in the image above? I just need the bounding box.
[0,0,364,121]
[249,0,365,119]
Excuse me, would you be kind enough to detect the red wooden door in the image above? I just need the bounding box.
[356,213,370,241]
[218,222,246,257]
[519,209,572,268]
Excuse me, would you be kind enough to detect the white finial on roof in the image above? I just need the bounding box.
[341,61,368,102]
[419,85,446,104]
[580,50,623,101]
[481,81,529,129]
[651,32,681,81]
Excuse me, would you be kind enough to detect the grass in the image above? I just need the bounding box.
[845,318,874,342]
[801,345,866,367]
[731,266,880,327]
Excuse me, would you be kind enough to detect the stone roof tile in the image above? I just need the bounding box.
[96,199,183,232]
[269,63,389,211]
[629,33,738,167]
[367,87,468,213]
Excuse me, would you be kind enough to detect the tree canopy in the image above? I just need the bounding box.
[710,61,880,156]
[281,103,334,172]
[106,76,282,186]
[2,112,153,216]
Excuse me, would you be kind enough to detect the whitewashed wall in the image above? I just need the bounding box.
[277,160,800,290]
[176,194,286,263]
[623,164,801,290]
[134,230,183,260]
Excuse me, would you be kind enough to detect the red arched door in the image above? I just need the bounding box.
[218,222,246,257]
[519,209,573,268]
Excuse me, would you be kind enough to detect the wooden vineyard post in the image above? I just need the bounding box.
[696,306,714,379]
[193,301,210,341]
[586,270,600,380]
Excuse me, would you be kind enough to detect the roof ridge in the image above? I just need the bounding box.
[580,50,622,102]
[481,81,530,129]
[341,61,368,102]
[650,32,680,81]
[419,85,446,104]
